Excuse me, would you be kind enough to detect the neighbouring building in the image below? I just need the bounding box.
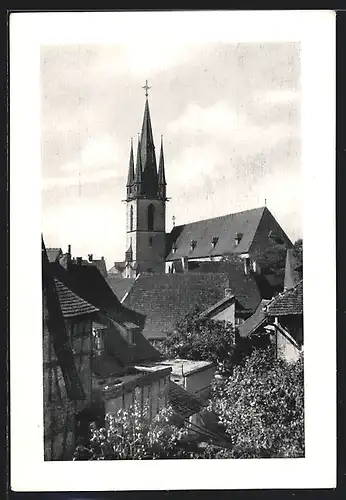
[235,248,304,361]
[135,358,215,432]
[43,239,89,461]
[265,280,303,362]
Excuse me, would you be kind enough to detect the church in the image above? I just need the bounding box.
[109,83,293,280]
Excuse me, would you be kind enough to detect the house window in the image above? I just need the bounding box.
[130,206,134,232]
[148,204,155,231]
[211,236,219,248]
[92,327,104,353]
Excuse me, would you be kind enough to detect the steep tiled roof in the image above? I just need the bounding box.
[123,273,230,339]
[266,280,303,317]
[166,207,266,261]
[188,260,262,312]
[50,262,145,328]
[46,248,62,263]
[169,381,205,419]
[106,276,136,302]
[237,299,271,338]
[54,278,99,318]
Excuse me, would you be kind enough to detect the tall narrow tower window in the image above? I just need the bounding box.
[148,204,155,231]
[130,206,134,232]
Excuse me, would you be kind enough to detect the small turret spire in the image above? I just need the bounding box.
[158,135,167,199]
[134,135,143,194]
[126,138,135,188]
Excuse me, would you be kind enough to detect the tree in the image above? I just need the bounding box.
[162,311,237,374]
[207,346,304,458]
[292,238,303,270]
[73,399,190,460]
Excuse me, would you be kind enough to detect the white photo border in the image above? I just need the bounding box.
[10,10,336,491]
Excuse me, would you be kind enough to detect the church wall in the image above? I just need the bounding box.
[249,208,293,260]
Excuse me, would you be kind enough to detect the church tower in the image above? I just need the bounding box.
[124,82,167,277]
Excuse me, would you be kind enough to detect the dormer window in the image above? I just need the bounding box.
[172,243,177,254]
[235,233,243,246]
[190,240,197,251]
[211,236,219,248]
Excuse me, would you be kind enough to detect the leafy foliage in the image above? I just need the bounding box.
[293,238,303,270]
[161,311,236,374]
[73,398,190,460]
[207,346,304,458]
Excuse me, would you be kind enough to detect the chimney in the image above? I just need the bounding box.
[88,254,93,262]
[68,244,71,255]
[224,288,233,298]
[76,257,82,266]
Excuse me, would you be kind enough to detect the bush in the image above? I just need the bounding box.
[162,311,236,374]
[73,399,190,460]
[207,346,304,458]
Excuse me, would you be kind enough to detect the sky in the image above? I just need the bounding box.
[41,42,301,269]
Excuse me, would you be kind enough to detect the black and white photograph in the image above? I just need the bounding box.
[10,10,336,491]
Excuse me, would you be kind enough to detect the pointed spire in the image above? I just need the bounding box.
[140,92,158,198]
[126,138,135,187]
[158,135,167,199]
[134,134,143,193]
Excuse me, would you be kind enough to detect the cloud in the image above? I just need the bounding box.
[43,134,126,190]
[260,89,299,104]
[91,43,202,78]
[167,101,295,149]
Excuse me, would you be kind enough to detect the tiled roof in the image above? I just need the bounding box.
[166,207,266,261]
[78,258,108,278]
[53,278,99,318]
[237,299,271,338]
[50,262,145,328]
[106,276,136,302]
[46,248,62,263]
[122,273,230,340]
[188,260,262,312]
[169,381,205,419]
[199,295,235,319]
[266,280,303,317]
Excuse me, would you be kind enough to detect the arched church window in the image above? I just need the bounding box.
[130,206,134,232]
[147,204,155,231]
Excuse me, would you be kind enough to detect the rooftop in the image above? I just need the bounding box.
[135,358,214,377]
[166,207,267,261]
[122,272,230,339]
[53,277,99,318]
[266,280,303,317]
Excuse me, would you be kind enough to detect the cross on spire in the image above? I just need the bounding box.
[142,79,151,98]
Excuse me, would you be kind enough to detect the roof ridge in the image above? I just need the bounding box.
[172,206,266,230]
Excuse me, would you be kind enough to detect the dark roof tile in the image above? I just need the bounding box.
[237,299,271,338]
[169,381,204,419]
[106,277,136,302]
[266,280,303,316]
[166,207,266,261]
[53,278,99,318]
[123,273,230,339]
